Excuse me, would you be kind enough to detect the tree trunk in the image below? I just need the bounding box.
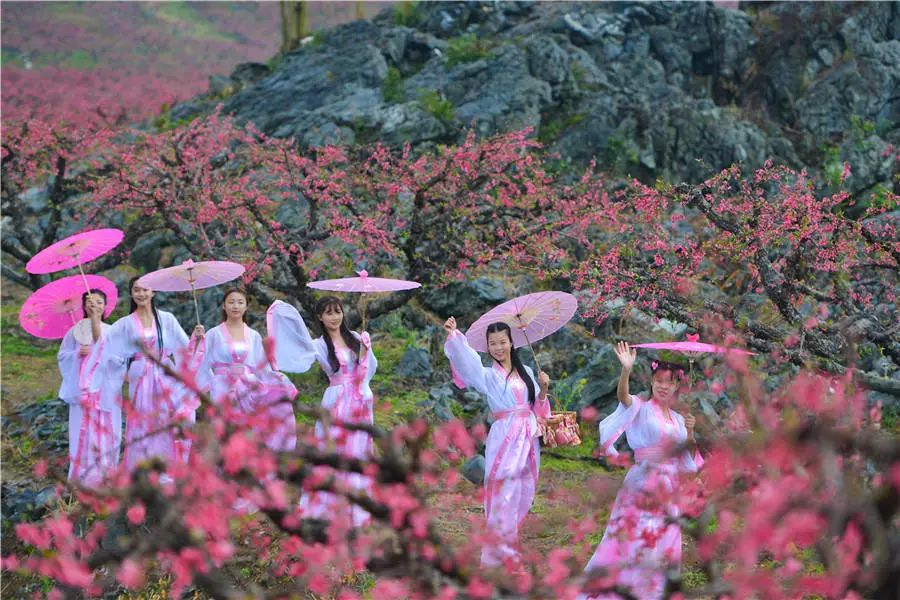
[279,1,308,54]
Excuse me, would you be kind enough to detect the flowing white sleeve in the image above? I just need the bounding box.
[162,311,190,354]
[355,331,378,387]
[251,328,297,393]
[162,311,205,376]
[57,328,82,404]
[443,329,491,396]
[83,317,133,413]
[194,328,216,393]
[598,394,643,457]
[680,450,704,473]
[266,300,319,373]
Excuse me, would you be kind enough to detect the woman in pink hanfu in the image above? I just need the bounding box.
[580,342,702,600]
[442,316,552,568]
[196,288,298,451]
[266,296,377,527]
[59,289,113,486]
[86,277,203,471]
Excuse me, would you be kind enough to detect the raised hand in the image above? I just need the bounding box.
[614,341,637,371]
[443,316,457,336]
[193,324,205,339]
[85,294,103,320]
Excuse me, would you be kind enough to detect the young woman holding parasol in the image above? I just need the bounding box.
[84,277,205,471]
[267,295,378,527]
[579,341,703,600]
[266,270,418,527]
[60,289,115,485]
[22,228,124,484]
[443,291,577,568]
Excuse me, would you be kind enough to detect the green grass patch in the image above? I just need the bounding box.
[1,303,61,411]
[538,112,585,145]
[375,389,427,427]
[371,332,408,376]
[417,89,454,122]
[682,568,709,589]
[381,66,405,104]
[1,48,26,69]
[309,30,330,49]
[59,49,97,69]
[0,333,57,359]
[584,530,603,547]
[153,104,196,132]
[604,136,641,175]
[541,422,608,473]
[1,304,58,358]
[446,33,495,67]
[147,2,237,43]
[393,1,421,27]
[349,570,377,596]
[881,404,899,433]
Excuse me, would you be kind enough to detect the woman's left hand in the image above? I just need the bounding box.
[192,324,205,339]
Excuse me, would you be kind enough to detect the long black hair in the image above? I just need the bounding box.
[81,288,107,315]
[485,322,536,406]
[220,287,249,324]
[314,295,361,373]
[128,276,163,356]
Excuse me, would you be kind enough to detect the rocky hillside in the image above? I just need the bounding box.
[172,1,898,199]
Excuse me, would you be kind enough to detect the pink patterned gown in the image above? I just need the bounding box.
[580,394,703,600]
[86,311,199,471]
[444,330,551,567]
[196,323,298,451]
[266,300,377,527]
[58,322,115,486]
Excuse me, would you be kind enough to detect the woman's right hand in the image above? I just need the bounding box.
[684,413,696,440]
[78,345,91,357]
[614,341,636,371]
[443,316,457,336]
[85,294,103,320]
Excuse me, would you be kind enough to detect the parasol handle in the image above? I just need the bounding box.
[678,358,697,414]
[521,327,558,412]
[359,293,368,332]
[188,271,201,328]
[76,261,92,297]
[519,327,543,376]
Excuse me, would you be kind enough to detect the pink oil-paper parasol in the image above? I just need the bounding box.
[137,259,245,326]
[307,269,420,327]
[19,274,118,340]
[26,228,124,295]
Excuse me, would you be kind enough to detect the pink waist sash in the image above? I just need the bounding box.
[212,362,249,375]
[328,373,358,387]
[492,407,533,420]
[634,446,671,463]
